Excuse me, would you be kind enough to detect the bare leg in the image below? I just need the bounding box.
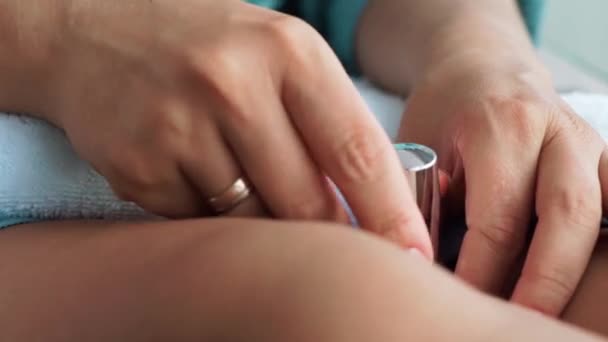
[563,232,608,336]
[0,219,602,341]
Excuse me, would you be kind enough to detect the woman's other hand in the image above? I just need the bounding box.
[399,54,607,314]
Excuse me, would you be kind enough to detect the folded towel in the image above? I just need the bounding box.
[0,115,152,222]
[1,79,608,224]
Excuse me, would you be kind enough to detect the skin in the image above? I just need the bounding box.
[359,0,608,315]
[563,231,608,336]
[0,0,433,257]
[0,219,604,341]
[0,0,607,339]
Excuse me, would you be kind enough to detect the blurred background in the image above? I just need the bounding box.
[539,0,608,93]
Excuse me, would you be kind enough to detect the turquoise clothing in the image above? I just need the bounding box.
[0,218,36,229]
[247,0,544,73]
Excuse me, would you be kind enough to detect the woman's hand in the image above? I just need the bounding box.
[35,0,432,257]
[399,54,608,315]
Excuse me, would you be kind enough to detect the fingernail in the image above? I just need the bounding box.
[407,248,428,262]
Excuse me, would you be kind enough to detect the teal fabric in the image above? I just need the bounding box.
[518,0,545,44]
[295,0,368,73]
[248,0,544,73]
[0,217,36,229]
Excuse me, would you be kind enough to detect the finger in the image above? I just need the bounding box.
[179,115,267,217]
[105,148,207,218]
[455,133,538,295]
[511,135,602,315]
[283,45,432,258]
[438,169,451,197]
[211,75,348,223]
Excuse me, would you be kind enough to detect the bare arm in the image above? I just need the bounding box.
[0,1,59,117]
[356,0,546,93]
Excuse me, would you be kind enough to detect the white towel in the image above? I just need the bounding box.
[1,78,608,223]
[0,115,151,221]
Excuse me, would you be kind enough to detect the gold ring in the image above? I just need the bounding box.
[207,178,252,214]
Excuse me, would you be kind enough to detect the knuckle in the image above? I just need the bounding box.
[187,42,238,80]
[548,101,602,149]
[183,44,244,110]
[543,186,601,230]
[488,96,543,142]
[506,102,539,140]
[264,15,318,52]
[375,210,417,241]
[263,15,324,71]
[221,102,257,128]
[128,172,164,195]
[205,47,243,86]
[555,102,590,136]
[113,155,165,195]
[183,46,255,128]
[101,123,177,201]
[148,105,191,152]
[332,125,389,184]
[468,216,527,258]
[122,185,197,219]
[519,267,576,306]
